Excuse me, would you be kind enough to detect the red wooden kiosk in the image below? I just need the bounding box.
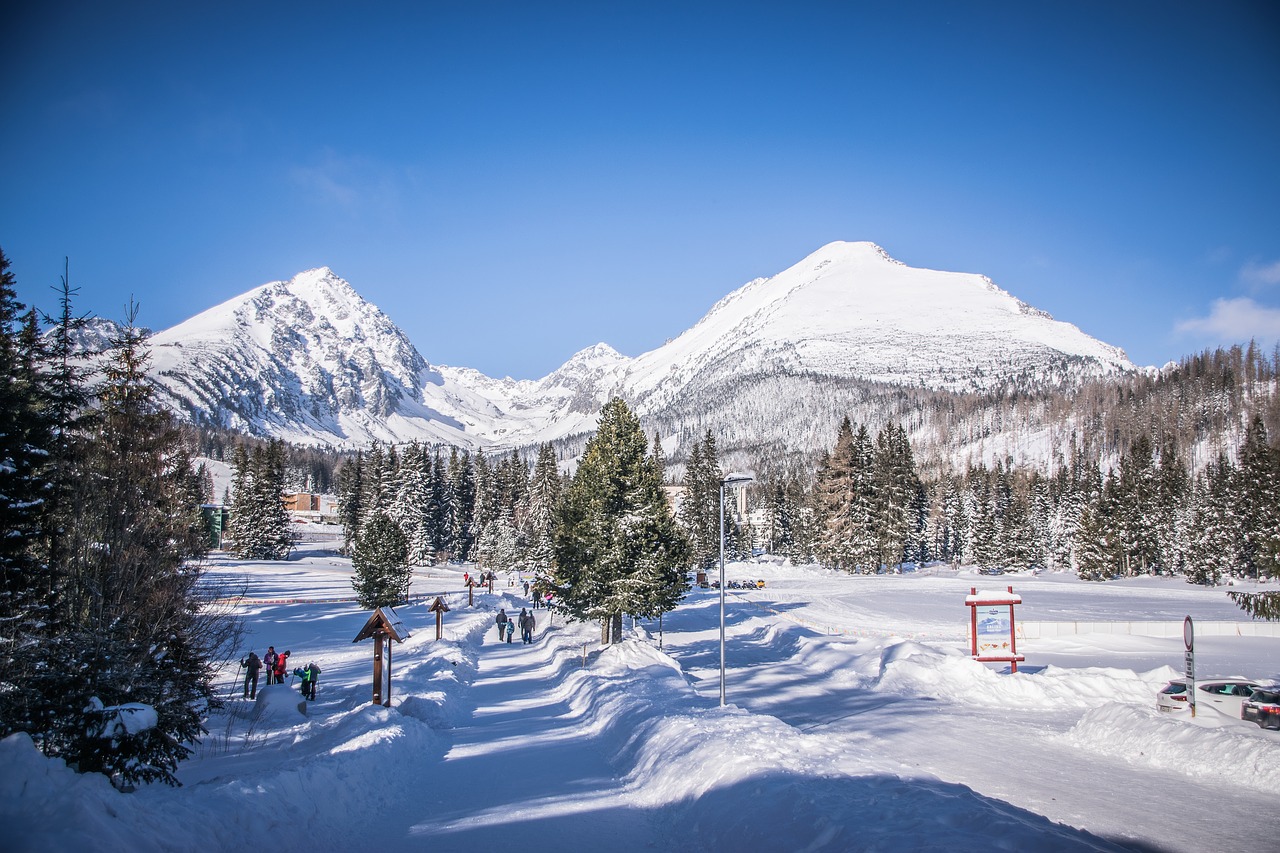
[966,586,1025,672]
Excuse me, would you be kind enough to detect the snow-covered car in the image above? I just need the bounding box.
[1241,687,1280,730]
[1156,677,1262,716]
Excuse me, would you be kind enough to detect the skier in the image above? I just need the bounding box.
[495,609,508,642]
[240,651,262,698]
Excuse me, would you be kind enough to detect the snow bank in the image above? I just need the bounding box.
[545,634,1121,851]
[1061,704,1280,793]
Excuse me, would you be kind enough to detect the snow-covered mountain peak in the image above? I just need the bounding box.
[133,241,1140,455]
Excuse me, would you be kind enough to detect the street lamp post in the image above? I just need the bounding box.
[719,471,755,707]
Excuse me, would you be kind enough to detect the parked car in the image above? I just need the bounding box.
[1156,677,1262,716]
[1241,687,1280,730]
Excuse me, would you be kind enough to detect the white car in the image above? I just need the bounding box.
[1156,677,1262,717]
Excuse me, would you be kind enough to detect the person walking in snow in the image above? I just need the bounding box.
[523,580,530,597]
[522,610,536,644]
[240,651,262,698]
[264,646,278,685]
[505,618,515,643]
[495,608,508,642]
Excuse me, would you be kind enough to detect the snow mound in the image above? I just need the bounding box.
[873,640,1156,710]
[1061,704,1280,793]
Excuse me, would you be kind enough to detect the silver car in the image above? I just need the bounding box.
[1156,677,1261,717]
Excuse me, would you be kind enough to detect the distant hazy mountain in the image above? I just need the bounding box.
[126,242,1137,460]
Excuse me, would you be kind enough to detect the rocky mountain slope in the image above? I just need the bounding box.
[117,242,1138,461]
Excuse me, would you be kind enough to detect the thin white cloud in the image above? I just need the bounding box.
[1176,297,1280,343]
[288,149,403,213]
[1240,259,1280,290]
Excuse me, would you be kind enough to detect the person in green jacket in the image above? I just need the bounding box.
[293,664,312,699]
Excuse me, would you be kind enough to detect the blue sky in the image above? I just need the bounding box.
[3,2,1278,379]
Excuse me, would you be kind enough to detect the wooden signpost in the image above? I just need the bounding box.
[429,596,450,640]
[352,607,409,707]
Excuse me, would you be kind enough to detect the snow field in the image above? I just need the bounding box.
[3,550,1279,851]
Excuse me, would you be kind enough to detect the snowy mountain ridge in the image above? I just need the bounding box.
[119,242,1136,454]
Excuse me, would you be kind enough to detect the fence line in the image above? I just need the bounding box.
[1014,621,1280,639]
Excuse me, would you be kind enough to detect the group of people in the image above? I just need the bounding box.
[494,607,537,644]
[464,570,496,589]
[292,661,321,701]
[238,645,320,700]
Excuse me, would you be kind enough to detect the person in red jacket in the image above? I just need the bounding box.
[273,650,290,685]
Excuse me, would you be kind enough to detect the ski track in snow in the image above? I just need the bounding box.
[3,548,1280,852]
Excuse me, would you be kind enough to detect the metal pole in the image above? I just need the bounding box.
[719,480,726,707]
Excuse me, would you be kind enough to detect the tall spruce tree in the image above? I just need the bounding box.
[550,398,689,643]
[48,305,227,786]
[0,250,63,746]
[522,443,561,579]
[679,431,724,570]
[351,511,412,608]
[1230,417,1280,618]
[872,422,918,570]
[448,449,476,561]
[337,450,365,551]
[228,441,292,561]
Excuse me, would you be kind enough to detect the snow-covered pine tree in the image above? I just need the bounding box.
[678,431,723,570]
[550,398,689,644]
[351,511,412,608]
[447,448,476,561]
[1185,454,1241,586]
[392,441,433,565]
[939,473,967,564]
[522,443,561,581]
[1229,417,1280,618]
[1238,416,1280,578]
[228,441,292,561]
[816,417,879,572]
[999,481,1038,570]
[1153,439,1189,576]
[473,518,521,574]
[426,447,450,560]
[1074,471,1124,580]
[362,443,393,524]
[872,422,918,570]
[471,448,495,540]
[0,250,63,747]
[49,305,225,787]
[967,466,1002,570]
[336,449,365,551]
[1114,435,1159,576]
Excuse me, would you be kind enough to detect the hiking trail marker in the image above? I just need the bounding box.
[429,596,450,640]
[352,606,409,707]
